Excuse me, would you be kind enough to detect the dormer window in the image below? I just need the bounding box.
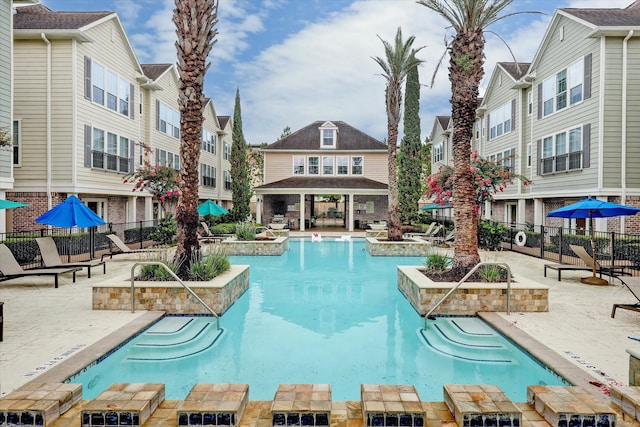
[319,122,338,148]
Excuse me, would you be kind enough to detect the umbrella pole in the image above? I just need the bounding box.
[581,215,608,286]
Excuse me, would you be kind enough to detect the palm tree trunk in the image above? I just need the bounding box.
[449,29,484,274]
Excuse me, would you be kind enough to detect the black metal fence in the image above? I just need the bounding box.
[0,220,158,269]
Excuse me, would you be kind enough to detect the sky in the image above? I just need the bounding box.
[38,0,634,145]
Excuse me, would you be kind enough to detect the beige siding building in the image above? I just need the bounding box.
[254,121,388,231]
[7,4,230,231]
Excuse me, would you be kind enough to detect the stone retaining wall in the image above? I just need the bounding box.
[92,265,249,314]
[628,349,640,386]
[398,265,548,315]
[221,237,288,255]
[365,237,430,256]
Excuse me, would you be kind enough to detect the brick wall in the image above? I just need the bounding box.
[7,192,65,232]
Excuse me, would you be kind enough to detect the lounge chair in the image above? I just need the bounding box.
[611,276,640,318]
[404,222,439,239]
[36,237,106,279]
[569,244,627,280]
[102,234,163,260]
[0,244,77,288]
[198,222,223,243]
[422,228,453,245]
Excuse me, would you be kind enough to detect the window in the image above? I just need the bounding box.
[89,127,132,173]
[202,129,216,154]
[12,120,20,166]
[155,149,180,170]
[337,156,348,175]
[201,164,216,187]
[319,123,337,148]
[157,101,180,138]
[322,156,334,175]
[86,58,132,118]
[488,101,512,140]
[540,126,583,174]
[500,149,513,172]
[351,156,363,175]
[475,122,480,139]
[527,143,532,168]
[527,90,533,116]
[308,156,319,175]
[224,170,231,190]
[433,142,444,162]
[223,142,231,160]
[293,156,305,175]
[541,59,585,117]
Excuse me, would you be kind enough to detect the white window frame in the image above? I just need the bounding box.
[223,170,232,190]
[293,156,305,175]
[322,156,334,175]
[201,163,216,188]
[223,142,231,160]
[351,156,363,175]
[489,101,512,140]
[540,126,583,174]
[527,143,532,168]
[89,59,132,118]
[202,129,216,154]
[542,59,584,117]
[433,142,444,163]
[308,156,319,175]
[527,90,533,116]
[320,127,337,148]
[336,156,348,175]
[90,127,131,173]
[158,101,180,139]
[12,119,21,166]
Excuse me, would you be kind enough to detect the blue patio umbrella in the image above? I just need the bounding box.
[547,197,640,285]
[0,199,28,210]
[36,195,106,228]
[198,200,228,217]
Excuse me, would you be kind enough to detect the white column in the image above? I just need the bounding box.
[144,196,153,221]
[128,195,137,223]
[517,199,526,226]
[255,196,262,224]
[348,193,354,231]
[299,193,306,231]
[534,198,544,227]
[0,190,6,234]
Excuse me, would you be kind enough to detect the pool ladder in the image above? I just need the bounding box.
[423,262,512,329]
[130,262,220,330]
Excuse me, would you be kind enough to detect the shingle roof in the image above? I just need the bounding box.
[498,62,531,80]
[218,116,230,128]
[266,121,386,151]
[254,177,387,191]
[560,1,640,26]
[14,4,113,30]
[141,64,172,81]
[436,116,450,130]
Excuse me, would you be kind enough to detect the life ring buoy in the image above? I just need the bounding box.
[515,231,527,247]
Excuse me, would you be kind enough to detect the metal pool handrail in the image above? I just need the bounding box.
[423,262,512,329]
[130,261,219,330]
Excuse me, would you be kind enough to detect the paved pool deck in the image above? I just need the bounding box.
[0,233,639,402]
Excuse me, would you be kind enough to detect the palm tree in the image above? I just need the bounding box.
[172,0,218,278]
[417,0,516,276]
[373,27,424,241]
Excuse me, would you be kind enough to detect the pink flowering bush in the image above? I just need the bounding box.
[426,152,530,211]
[123,141,180,206]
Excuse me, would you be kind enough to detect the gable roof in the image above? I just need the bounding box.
[218,116,231,129]
[436,116,450,130]
[13,4,113,30]
[266,121,385,151]
[254,176,387,191]
[498,62,531,81]
[560,0,640,27]
[141,64,173,81]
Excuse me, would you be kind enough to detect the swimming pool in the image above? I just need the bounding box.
[69,238,567,401]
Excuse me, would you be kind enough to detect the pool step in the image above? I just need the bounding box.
[420,318,513,363]
[125,318,223,362]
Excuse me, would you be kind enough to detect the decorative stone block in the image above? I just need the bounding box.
[526,386,614,427]
[609,385,640,421]
[361,385,425,427]
[0,382,82,426]
[443,385,520,427]
[176,384,249,427]
[272,384,331,427]
[81,383,165,427]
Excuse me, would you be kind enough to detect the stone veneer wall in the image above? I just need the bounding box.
[365,237,430,256]
[221,237,288,255]
[92,265,249,314]
[398,265,549,315]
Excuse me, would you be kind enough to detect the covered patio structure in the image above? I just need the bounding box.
[254,177,388,232]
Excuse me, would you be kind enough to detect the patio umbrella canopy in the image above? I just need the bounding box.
[0,199,28,210]
[547,197,640,285]
[198,200,228,217]
[35,195,105,228]
[421,202,452,211]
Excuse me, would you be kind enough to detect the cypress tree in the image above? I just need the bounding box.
[398,57,423,224]
[230,88,251,221]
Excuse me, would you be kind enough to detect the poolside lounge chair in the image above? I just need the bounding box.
[198,222,223,243]
[611,276,640,317]
[404,222,439,239]
[569,244,627,280]
[0,244,77,288]
[102,234,163,261]
[36,237,106,279]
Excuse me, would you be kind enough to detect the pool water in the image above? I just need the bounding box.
[70,239,566,401]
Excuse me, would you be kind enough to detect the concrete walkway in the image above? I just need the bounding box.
[0,240,639,399]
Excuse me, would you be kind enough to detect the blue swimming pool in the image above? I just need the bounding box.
[70,238,567,401]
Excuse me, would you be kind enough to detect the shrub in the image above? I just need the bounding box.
[189,245,230,281]
[235,221,257,241]
[424,250,452,272]
[137,251,177,281]
[209,223,236,235]
[479,264,509,282]
[150,213,177,245]
[478,220,508,251]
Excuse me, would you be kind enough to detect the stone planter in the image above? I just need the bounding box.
[397,265,549,315]
[365,237,430,256]
[221,236,288,255]
[92,264,249,314]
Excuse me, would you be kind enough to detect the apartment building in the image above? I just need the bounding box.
[430,0,640,234]
[4,4,231,232]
